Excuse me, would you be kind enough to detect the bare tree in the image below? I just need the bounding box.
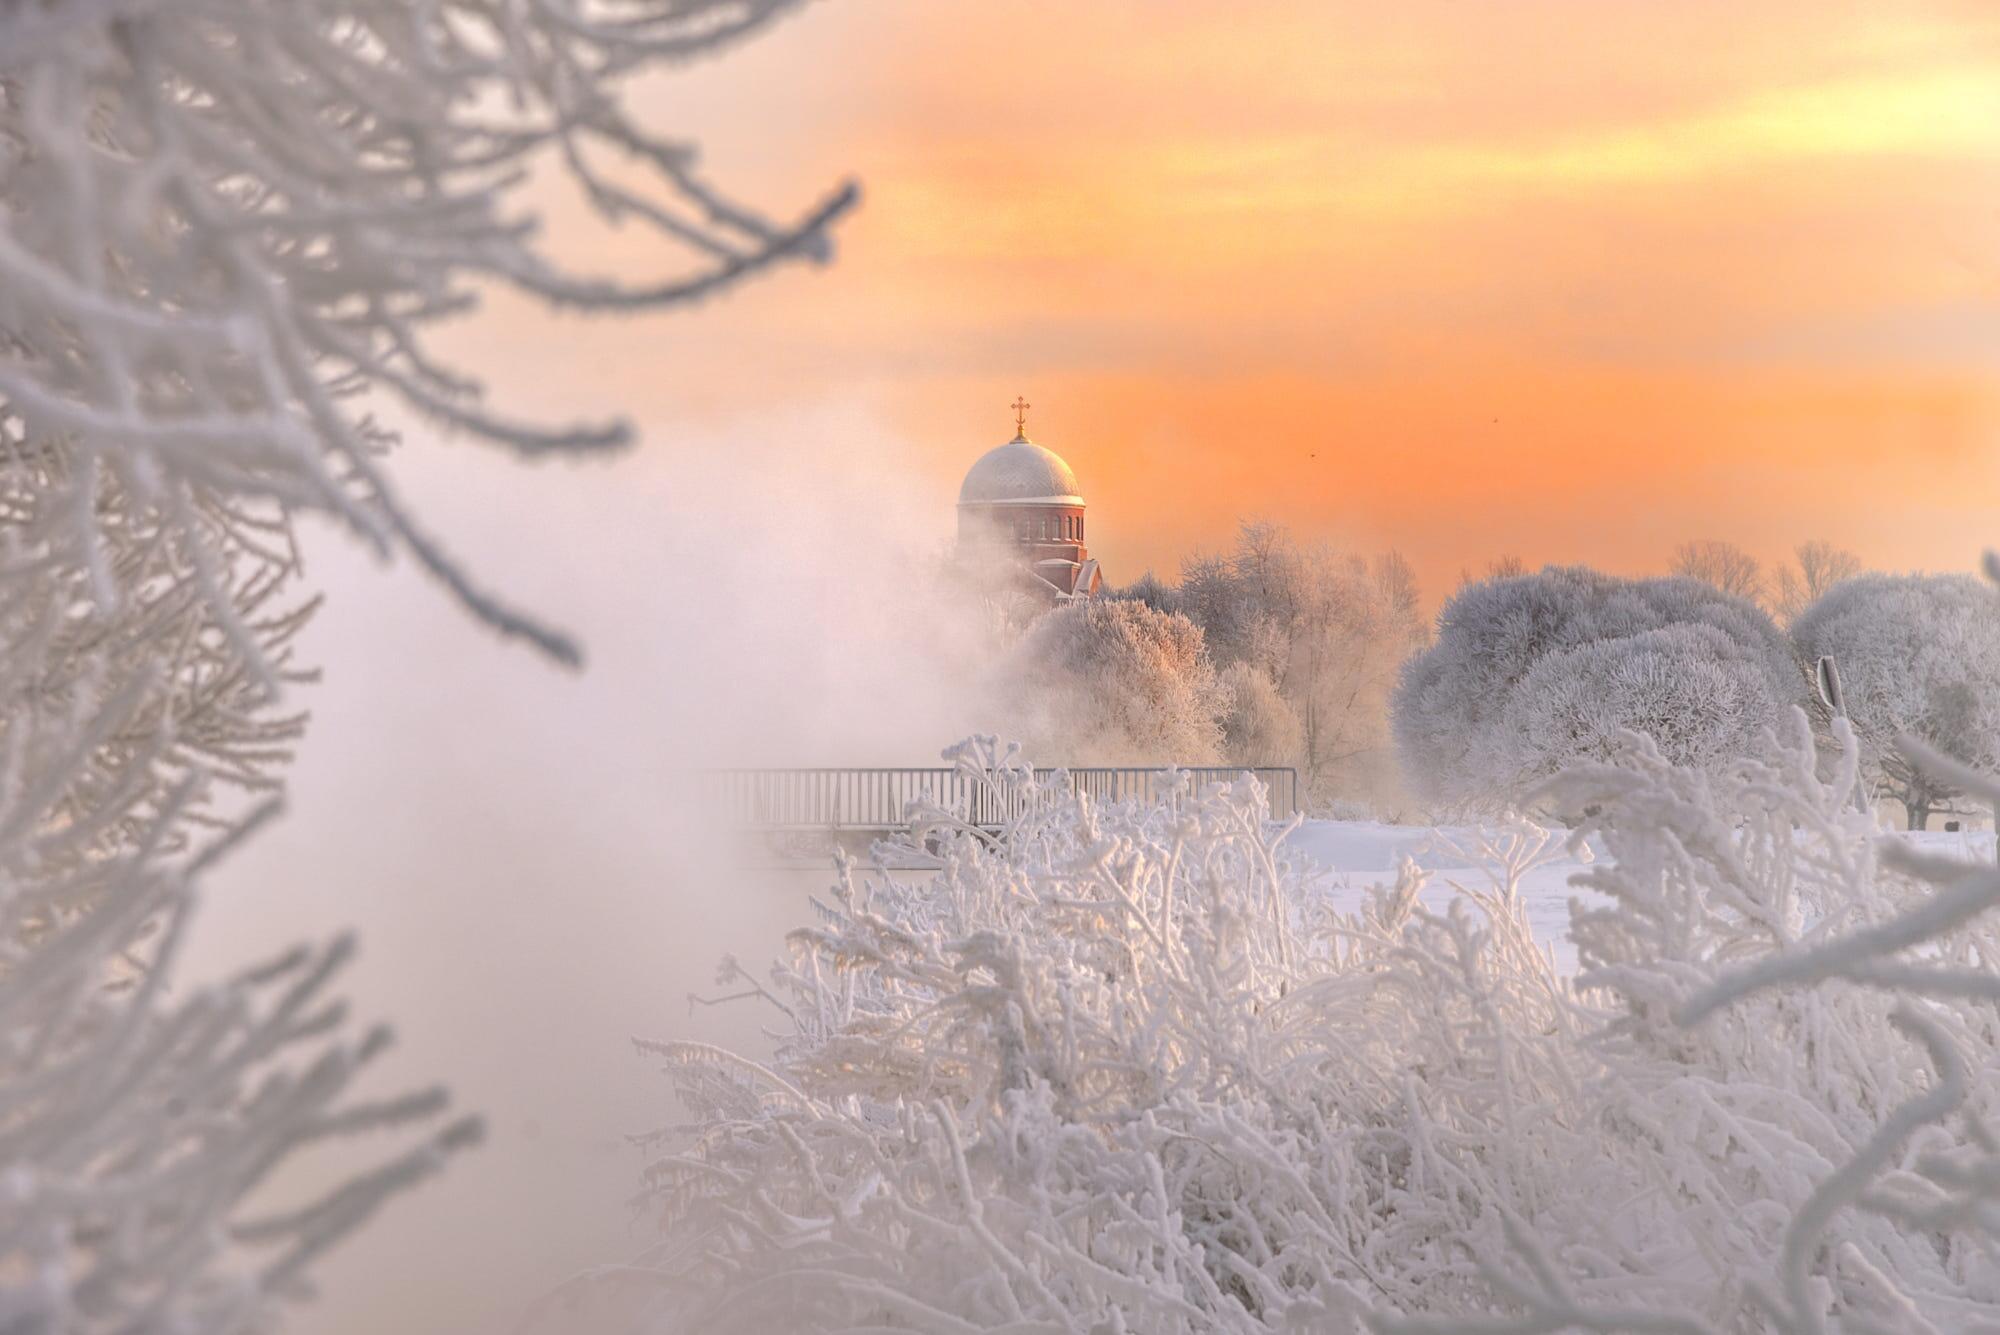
[1771,539,1863,623]
[1456,553,1526,589]
[1373,550,1423,621]
[1670,539,1766,604]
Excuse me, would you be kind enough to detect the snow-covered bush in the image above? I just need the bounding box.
[1498,621,1800,812]
[1792,571,2000,828]
[575,702,2000,1333]
[1394,566,1803,813]
[1,3,852,1328]
[990,597,1228,765]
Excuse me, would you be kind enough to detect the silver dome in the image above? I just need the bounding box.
[957,435,1083,506]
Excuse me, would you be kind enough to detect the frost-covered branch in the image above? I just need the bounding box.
[594,697,2000,1331]
[0,660,481,1333]
[1,5,855,1327]
[0,0,857,663]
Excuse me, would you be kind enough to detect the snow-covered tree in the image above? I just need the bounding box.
[989,598,1227,764]
[0,443,483,1331]
[0,694,481,1334]
[1792,571,2000,828]
[1110,569,1182,615]
[0,3,852,1328]
[1178,522,1426,811]
[1217,659,1303,767]
[1394,566,1802,812]
[1497,622,1799,806]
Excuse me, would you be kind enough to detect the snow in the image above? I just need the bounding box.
[1286,818,1995,976]
[1285,819,1603,971]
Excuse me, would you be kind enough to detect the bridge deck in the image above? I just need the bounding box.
[708,766,1299,833]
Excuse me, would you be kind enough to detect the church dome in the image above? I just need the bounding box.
[958,434,1084,506]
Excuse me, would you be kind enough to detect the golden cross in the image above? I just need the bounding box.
[1011,395,1030,434]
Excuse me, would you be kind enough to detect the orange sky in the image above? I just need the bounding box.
[477,0,2000,600]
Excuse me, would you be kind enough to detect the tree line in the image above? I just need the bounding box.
[999,529,2000,829]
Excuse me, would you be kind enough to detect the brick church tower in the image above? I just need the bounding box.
[956,398,1103,599]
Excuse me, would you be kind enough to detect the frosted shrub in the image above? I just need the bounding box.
[1792,571,2000,828]
[1394,566,1803,814]
[1481,717,2000,1332]
[1500,621,1798,816]
[589,714,2000,1333]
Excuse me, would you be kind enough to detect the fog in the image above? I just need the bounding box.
[183,403,987,1334]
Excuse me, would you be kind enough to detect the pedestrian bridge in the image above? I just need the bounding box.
[708,766,1299,841]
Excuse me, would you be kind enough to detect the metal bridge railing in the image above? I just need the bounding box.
[706,766,1299,832]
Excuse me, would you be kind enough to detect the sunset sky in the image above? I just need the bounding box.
[476,0,2000,600]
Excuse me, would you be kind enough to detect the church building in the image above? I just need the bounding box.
[956,397,1104,600]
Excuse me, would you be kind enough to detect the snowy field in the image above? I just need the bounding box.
[1287,818,1990,975]
[1287,820,1601,972]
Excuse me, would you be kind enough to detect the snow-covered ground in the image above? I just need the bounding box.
[1284,819,1993,975]
[1285,819,1600,971]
